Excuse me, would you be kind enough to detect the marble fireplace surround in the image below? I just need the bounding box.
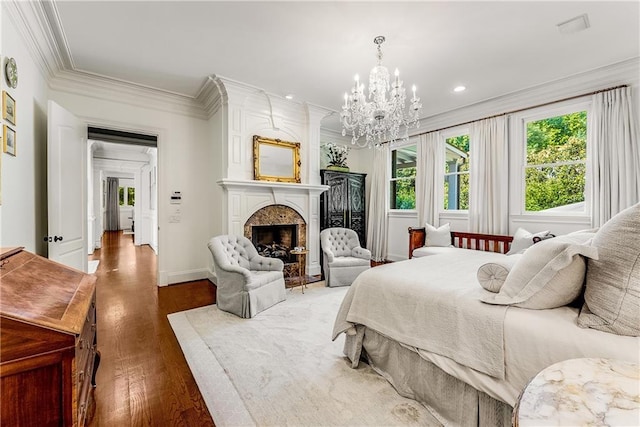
[218,179,329,276]
[245,205,306,262]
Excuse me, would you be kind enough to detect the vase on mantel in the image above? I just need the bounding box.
[327,165,350,172]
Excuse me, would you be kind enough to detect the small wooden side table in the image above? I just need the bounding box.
[289,249,308,293]
[513,358,639,426]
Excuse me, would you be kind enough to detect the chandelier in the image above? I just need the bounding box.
[341,36,422,147]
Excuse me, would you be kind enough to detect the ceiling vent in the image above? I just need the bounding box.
[557,14,590,34]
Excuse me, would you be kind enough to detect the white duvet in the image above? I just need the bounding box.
[333,250,640,405]
[333,251,511,378]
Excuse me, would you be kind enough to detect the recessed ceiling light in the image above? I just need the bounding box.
[453,86,466,93]
[285,94,294,100]
[557,14,590,34]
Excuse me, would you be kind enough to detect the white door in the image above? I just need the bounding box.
[47,100,87,272]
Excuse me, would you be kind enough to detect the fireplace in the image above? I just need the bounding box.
[244,204,306,277]
[251,224,298,263]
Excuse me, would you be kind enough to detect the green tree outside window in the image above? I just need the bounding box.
[127,187,135,206]
[525,112,586,211]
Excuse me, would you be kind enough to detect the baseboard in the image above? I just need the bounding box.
[158,268,210,286]
[386,253,407,262]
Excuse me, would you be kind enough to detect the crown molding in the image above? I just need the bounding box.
[3,0,59,81]
[49,68,208,119]
[415,57,640,135]
[195,75,224,117]
[6,0,212,120]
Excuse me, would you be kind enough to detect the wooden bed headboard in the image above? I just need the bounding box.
[407,227,513,259]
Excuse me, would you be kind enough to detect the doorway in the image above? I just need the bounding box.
[87,130,158,273]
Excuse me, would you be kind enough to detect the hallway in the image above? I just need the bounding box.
[88,231,216,426]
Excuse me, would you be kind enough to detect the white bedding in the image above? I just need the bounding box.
[333,251,510,378]
[334,251,640,407]
[411,304,640,406]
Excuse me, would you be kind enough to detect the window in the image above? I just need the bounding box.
[524,110,587,212]
[119,186,135,206]
[127,187,135,206]
[390,144,417,209]
[444,134,469,210]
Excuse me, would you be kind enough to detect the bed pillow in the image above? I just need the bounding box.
[577,203,640,336]
[506,228,552,255]
[425,223,452,247]
[477,255,521,293]
[480,235,598,309]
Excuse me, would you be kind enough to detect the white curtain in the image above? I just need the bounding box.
[589,87,640,227]
[469,116,509,234]
[106,177,120,231]
[416,131,443,227]
[366,144,390,262]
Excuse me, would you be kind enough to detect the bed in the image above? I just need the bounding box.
[332,227,640,426]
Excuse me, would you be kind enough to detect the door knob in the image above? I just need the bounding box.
[54,236,64,242]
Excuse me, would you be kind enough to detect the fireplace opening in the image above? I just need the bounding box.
[251,224,298,263]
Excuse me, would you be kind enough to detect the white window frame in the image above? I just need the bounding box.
[509,98,592,219]
[440,126,470,213]
[389,138,418,212]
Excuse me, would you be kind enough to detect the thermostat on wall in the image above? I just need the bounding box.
[170,191,182,204]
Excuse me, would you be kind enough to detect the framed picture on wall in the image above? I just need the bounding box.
[3,125,16,156]
[2,91,16,125]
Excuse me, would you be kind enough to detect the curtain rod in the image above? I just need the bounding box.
[415,84,629,136]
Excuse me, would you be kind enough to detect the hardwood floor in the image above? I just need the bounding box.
[88,231,216,426]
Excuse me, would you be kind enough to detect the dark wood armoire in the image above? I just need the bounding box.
[320,169,367,248]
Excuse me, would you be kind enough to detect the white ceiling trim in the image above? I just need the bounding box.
[412,57,639,136]
[6,0,212,120]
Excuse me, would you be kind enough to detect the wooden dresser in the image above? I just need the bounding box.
[0,247,98,426]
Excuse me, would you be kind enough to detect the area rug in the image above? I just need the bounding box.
[168,286,441,426]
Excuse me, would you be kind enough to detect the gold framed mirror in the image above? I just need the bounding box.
[253,135,301,183]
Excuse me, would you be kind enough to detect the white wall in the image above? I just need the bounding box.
[351,59,640,261]
[0,8,49,254]
[49,88,213,285]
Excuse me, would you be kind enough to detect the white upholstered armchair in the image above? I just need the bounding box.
[320,228,371,287]
[208,235,286,318]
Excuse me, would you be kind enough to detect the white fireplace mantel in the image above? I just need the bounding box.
[218,179,328,195]
[217,179,329,276]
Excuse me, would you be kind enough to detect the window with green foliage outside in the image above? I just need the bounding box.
[119,186,136,206]
[444,135,469,210]
[525,111,586,212]
[390,145,416,209]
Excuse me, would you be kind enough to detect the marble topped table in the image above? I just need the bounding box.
[514,358,639,426]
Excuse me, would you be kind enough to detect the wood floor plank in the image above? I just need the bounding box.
[88,231,216,426]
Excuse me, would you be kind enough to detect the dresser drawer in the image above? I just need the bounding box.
[76,292,96,373]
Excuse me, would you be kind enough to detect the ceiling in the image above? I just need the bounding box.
[53,1,639,118]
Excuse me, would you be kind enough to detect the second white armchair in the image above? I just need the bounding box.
[320,227,371,287]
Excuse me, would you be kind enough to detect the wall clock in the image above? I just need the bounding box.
[5,58,18,89]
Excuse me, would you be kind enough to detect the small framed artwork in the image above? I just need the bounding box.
[3,125,16,156]
[2,91,15,125]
